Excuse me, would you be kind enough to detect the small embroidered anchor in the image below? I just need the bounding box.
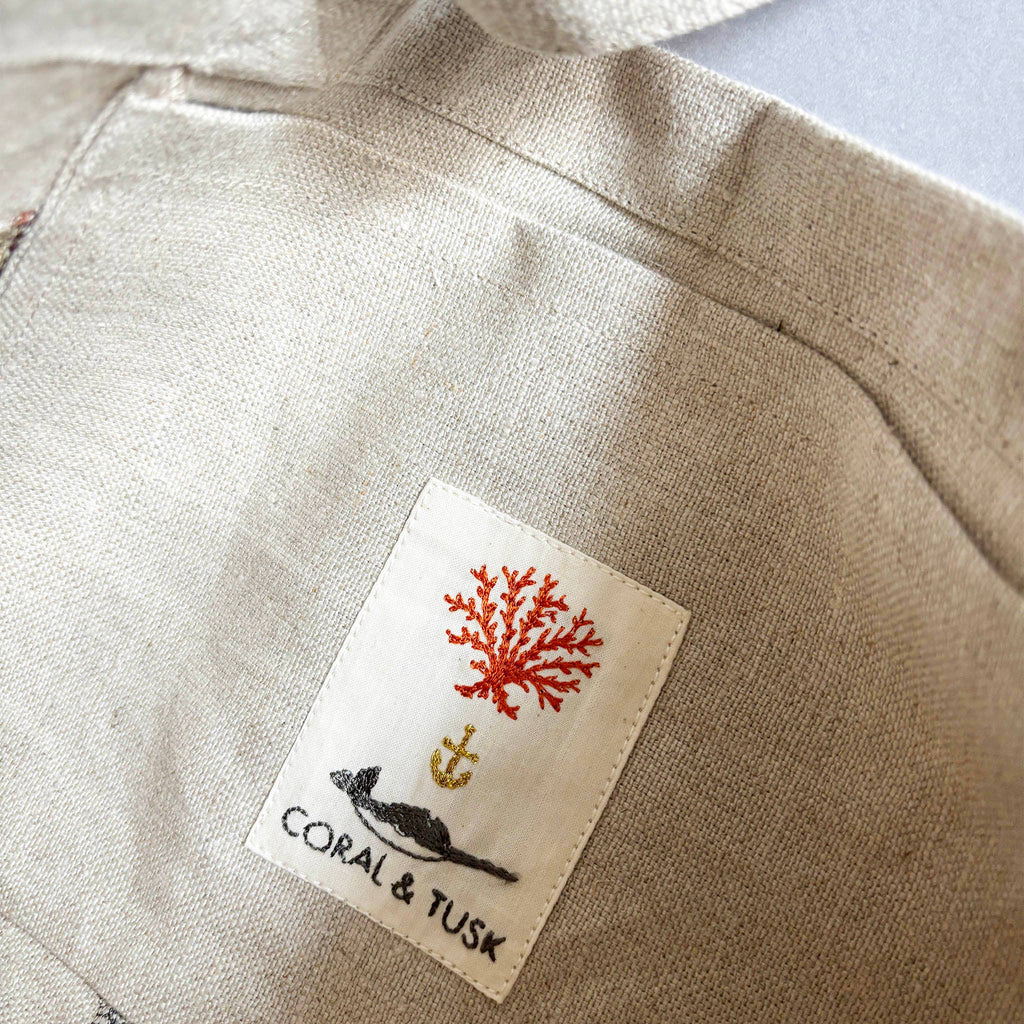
[430,724,479,789]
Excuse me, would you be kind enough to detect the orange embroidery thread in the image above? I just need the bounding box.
[444,565,603,720]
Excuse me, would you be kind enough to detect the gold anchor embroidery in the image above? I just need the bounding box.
[430,724,479,789]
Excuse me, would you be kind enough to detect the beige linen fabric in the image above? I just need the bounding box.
[454,0,775,54]
[0,0,323,87]
[0,915,112,1022]
[1,1,1022,1022]
[0,64,138,223]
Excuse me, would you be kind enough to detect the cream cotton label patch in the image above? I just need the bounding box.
[246,479,690,1001]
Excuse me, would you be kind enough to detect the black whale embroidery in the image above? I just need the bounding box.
[330,766,518,883]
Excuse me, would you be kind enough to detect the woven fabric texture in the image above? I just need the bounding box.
[454,0,775,54]
[0,914,120,1022]
[0,0,323,87]
[0,64,137,224]
[0,2,1021,1022]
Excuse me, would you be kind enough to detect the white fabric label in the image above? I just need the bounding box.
[246,479,690,1001]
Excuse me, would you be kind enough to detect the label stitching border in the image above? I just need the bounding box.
[246,477,689,1000]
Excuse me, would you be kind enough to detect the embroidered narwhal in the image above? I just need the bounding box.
[330,766,518,883]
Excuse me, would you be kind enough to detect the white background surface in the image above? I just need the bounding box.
[662,0,1024,215]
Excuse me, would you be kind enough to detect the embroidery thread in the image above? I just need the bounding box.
[444,565,603,720]
[0,209,35,277]
[430,723,479,788]
[331,767,518,882]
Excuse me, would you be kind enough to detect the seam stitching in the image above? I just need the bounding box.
[333,73,1021,465]
[8,82,1018,589]
[341,74,894,347]
[245,834,500,998]
[7,84,1021,589]
[501,598,687,995]
[0,910,130,1023]
[168,88,1022,470]
[0,70,139,329]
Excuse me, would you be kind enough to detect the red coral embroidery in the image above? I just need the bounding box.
[443,565,603,720]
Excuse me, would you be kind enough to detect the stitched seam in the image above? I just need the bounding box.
[342,76,934,348]
[333,73,1021,466]
[171,85,1022,473]
[8,83,1016,588]
[247,478,687,998]
[246,479,509,993]
[338,74,896,344]
[0,71,140,333]
[430,481,684,612]
[245,835,500,998]
[167,89,1022,471]
[499,588,687,996]
[385,230,1024,482]
[0,910,129,1023]
[6,86,1020,590]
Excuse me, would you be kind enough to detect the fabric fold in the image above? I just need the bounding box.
[455,0,776,54]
